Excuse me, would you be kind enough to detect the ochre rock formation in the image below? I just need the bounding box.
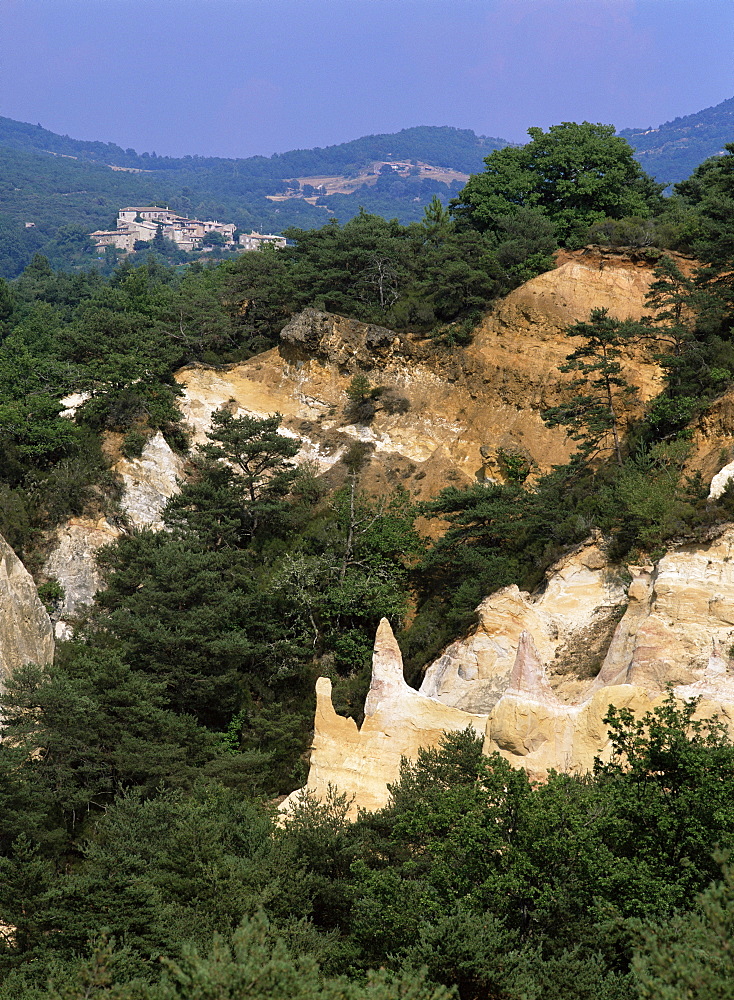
[177,251,664,504]
[283,619,487,816]
[420,537,627,712]
[589,528,734,692]
[484,630,655,778]
[290,525,734,814]
[0,534,54,684]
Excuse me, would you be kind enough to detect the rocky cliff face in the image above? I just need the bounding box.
[289,524,734,813]
[0,534,54,683]
[113,431,187,530]
[43,249,671,623]
[42,430,186,632]
[283,619,488,815]
[43,516,120,636]
[34,248,734,807]
[177,251,664,503]
[420,536,627,712]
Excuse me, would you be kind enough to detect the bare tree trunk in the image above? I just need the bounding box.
[339,475,357,582]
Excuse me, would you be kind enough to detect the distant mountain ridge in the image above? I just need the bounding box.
[0,121,509,278]
[621,95,734,185]
[1,97,734,279]
[0,117,507,177]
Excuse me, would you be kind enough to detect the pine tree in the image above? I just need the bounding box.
[542,308,638,466]
[633,861,734,999]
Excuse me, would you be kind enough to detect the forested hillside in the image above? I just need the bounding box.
[1,123,734,998]
[0,118,505,176]
[621,93,734,186]
[3,92,734,279]
[0,122,506,277]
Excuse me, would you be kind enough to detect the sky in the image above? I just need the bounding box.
[0,0,732,160]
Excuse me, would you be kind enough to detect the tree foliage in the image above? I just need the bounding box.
[542,308,638,466]
[452,122,664,246]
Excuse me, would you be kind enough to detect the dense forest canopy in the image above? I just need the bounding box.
[1,124,734,996]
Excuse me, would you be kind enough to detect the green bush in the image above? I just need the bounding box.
[121,428,148,460]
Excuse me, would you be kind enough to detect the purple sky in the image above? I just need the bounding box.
[0,0,732,159]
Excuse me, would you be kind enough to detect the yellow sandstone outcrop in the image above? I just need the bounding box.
[290,525,734,814]
[283,619,487,816]
[420,536,627,712]
[177,250,664,503]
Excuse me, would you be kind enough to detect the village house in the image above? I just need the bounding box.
[91,208,287,255]
[90,207,236,253]
[239,231,287,251]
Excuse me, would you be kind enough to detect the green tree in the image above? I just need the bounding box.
[91,535,274,726]
[421,195,452,242]
[635,254,722,440]
[0,276,15,331]
[542,308,638,466]
[168,406,300,545]
[157,911,451,1000]
[0,650,220,832]
[452,122,664,246]
[633,861,734,1000]
[594,694,734,910]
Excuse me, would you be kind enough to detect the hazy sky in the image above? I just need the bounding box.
[0,0,732,159]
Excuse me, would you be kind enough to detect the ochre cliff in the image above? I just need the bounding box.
[419,536,627,712]
[176,250,664,502]
[289,525,734,814]
[283,619,488,815]
[42,250,671,624]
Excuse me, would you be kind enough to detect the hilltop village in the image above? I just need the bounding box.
[90,206,286,253]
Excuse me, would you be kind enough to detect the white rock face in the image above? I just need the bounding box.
[43,517,121,636]
[708,460,734,499]
[420,539,627,713]
[0,534,54,683]
[58,391,91,419]
[294,525,734,813]
[114,432,187,530]
[43,433,184,633]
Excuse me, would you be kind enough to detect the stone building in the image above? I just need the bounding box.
[90,207,236,253]
[239,231,287,251]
